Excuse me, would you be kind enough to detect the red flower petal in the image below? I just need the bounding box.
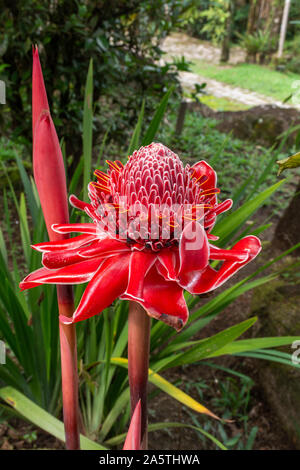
[204,213,216,231]
[191,161,217,191]
[209,245,249,262]
[52,223,98,235]
[177,221,209,293]
[63,253,131,324]
[32,234,96,253]
[157,249,179,281]
[125,265,188,331]
[78,238,130,258]
[123,252,156,301]
[44,238,126,267]
[189,235,262,294]
[42,249,87,269]
[207,233,219,241]
[20,257,104,290]
[204,200,233,233]
[214,199,233,216]
[69,194,92,212]
[42,237,130,269]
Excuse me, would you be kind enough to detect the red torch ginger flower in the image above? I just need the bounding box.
[20,143,261,331]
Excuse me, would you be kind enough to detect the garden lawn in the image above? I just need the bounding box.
[191,60,300,102]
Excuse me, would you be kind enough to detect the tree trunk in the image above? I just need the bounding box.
[220,1,234,63]
[273,180,300,255]
[247,0,258,34]
[277,0,291,58]
[247,0,284,37]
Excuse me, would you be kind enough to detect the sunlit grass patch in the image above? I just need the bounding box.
[191,60,300,103]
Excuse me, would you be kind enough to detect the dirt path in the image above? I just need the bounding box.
[162,33,299,110]
[162,32,246,65]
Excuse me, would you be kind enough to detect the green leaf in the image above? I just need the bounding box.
[246,146,276,200]
[213,179,285,246]
[0,226,7,265]
[69,158,84,201]
[0,387,106,450]
[154,317,257,370]
[142,86,174,146]
[277,151,300,175]
[96,128,110,169]
[98,388,130,441]
[127,99,145,155]
[109,358,219,420]
[13,149,38,224]
[19,193,31,265]
[206,336,300,358]
[236,350,300,368]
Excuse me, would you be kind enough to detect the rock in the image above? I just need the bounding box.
[273,180,300,256]
[0,424,7,437]
[250,255,300,448]
[181,102,300,148]
[213,105,300,148]
[1,438,13,450]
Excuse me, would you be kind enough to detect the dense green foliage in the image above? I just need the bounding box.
[0,0,187,166]
[180,0,249,41]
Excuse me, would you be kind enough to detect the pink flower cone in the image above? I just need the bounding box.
[20,143,261,331]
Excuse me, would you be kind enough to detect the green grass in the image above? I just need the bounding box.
[199,95,250,112]
[183,90,250,112]
[191,60,300,102]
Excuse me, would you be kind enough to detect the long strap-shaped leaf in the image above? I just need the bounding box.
[152,317,258,371]
[108,358,220,420]
[127,99,145,155]
[0,387,106,450]
[142,86,175,146]
[213,179,285,246]
[206,337,300,359]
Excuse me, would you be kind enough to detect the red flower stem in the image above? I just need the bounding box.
[57,285,80,450]
[128,301,151,450]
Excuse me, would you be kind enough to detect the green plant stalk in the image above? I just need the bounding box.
[57,285,80,450]
[128,302,151,450]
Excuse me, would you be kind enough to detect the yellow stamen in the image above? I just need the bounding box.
[167,221,180,228]
[201,189,220,197]
[194,204,213,209]
[183,215,203,221]
[91,182,110,193]
[106,160,121,173]
[94,170,110,180]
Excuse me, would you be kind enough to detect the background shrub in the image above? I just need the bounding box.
[0,0,187,170]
